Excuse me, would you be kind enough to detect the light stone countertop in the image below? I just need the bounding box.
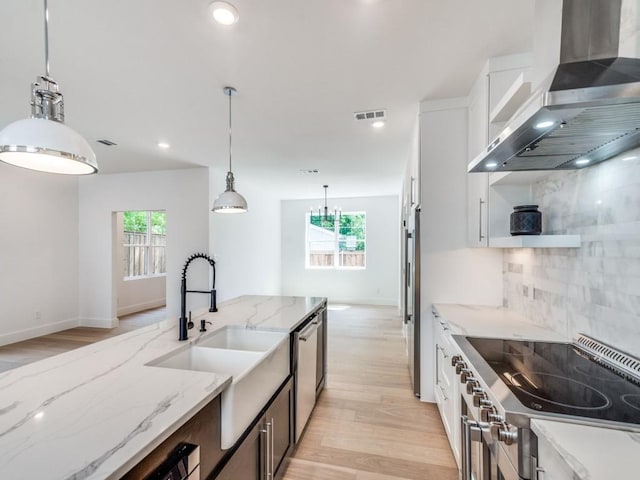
[434,303,638,480]
[532,419,640,480]
[0,295,325,480]
[433,303,566,341]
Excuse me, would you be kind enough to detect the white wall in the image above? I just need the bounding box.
[114,212,166,317]
[78,168,210,327]
[0,164,79,346]
[209,170,282,302]
[281,195,400,305]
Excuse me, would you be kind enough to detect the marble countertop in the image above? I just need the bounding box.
[0,295,325,480]
[434,303,638,480]
[532,419,640,480]
[433,303,566,341]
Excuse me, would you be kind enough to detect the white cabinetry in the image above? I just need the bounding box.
[467,72,490,247]
[536,431,575,480]
[467,53,532,248]
[433,308,460,467]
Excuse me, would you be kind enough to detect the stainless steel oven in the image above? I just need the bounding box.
[460,391,520,480]
[453,333,640,480]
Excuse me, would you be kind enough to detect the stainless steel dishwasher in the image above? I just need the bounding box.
[294,315,319,441]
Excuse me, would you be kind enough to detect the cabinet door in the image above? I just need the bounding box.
[467,73,490,248]
[215,419,265,480]
[536,431,575,480]
[266,377,294,479]
[467,173,489,247]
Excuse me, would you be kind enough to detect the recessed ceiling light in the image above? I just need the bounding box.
[486,162,498,168]
[622,155,637,161]
[535,120,555,129]
[372,121,385,128]
[157,142,170,149]
[210,1,239,25]
[575,158,590,165]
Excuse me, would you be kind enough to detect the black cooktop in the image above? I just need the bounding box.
[466,337,640,425]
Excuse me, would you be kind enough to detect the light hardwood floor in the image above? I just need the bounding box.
[0,307,166,373]
[282,305,458,480]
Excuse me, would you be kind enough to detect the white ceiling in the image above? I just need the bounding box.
[0,0,534,199]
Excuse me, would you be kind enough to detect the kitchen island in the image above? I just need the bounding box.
[0,295,325,479]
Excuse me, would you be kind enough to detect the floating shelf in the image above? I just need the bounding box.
[489,71,532,124]
[489,235,581,248]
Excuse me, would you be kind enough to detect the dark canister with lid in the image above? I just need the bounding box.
[510,205,542,235]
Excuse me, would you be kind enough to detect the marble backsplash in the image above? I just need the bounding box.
[503,147,640,358]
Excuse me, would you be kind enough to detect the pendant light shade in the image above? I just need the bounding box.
[0,118,97,175]
[0,0,97,175]
[212,86,247,213]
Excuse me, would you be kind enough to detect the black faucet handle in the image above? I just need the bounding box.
[200,319,213,332]
[187,311,194,330]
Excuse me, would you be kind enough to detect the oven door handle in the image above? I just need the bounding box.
[461,415,483,480]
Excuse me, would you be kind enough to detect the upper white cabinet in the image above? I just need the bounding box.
[467,67,490,247]
[468,55,535,248]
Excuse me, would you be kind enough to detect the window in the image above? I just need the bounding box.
[306,212,366,269]
[123,211,166,279]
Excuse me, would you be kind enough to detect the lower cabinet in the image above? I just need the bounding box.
[535,431,575,480]
[433,309,461,467]
[215,376,293,480]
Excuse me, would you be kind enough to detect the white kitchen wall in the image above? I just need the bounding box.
[503,148,640,358]
[281,195,399,305]
[114,212,166,317]
[0,164,79,346]
[78,168,210,326]
[209,170,282,302]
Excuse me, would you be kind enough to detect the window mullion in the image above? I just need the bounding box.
[145,211,151,276]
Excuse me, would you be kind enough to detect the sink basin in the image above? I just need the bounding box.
[146,328,289,449]
[147,345,262,374]
[196,325,286,352]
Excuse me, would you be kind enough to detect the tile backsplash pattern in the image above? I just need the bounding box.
[503,148,640,358]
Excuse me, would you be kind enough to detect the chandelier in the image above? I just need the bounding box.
[310,185,341,223]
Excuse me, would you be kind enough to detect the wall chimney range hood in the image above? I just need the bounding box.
[468,0,640,173]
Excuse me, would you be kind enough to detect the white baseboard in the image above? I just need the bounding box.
[79,317,119,329]
[326,297,399,307]
[0,318,79,347]
[117,298,166,317]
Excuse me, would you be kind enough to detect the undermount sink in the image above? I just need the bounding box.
[146,326,289,449]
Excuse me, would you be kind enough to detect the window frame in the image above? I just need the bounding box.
[123,211,167,281]
[305,211,366,270]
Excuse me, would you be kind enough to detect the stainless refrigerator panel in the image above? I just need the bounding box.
[406,206,421,398]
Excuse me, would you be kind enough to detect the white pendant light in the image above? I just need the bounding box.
[212,86,248,214]
[0,0,97,175]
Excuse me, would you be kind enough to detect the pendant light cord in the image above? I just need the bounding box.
[44,0,50,77]
[228,89,232,172]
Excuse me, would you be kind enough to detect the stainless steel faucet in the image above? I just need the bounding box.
[179,253,217,341]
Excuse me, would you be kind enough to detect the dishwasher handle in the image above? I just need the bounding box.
[298,320,319,342]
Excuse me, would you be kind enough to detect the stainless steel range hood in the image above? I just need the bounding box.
[468,0,640,173]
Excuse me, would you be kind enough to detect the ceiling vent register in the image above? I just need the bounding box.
[354,110,386,121]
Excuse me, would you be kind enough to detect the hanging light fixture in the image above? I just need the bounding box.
[212,86,247,213]
[310,185,341,223]
[0,0,97,175]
